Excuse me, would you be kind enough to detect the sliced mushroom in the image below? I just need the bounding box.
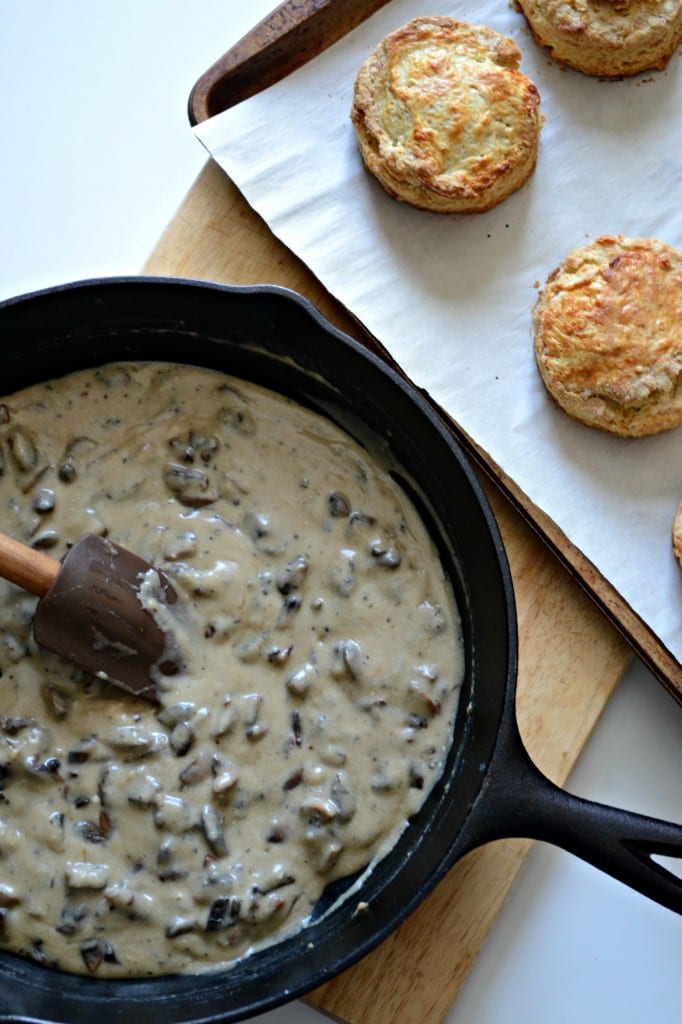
[166,915,198,939]
[65,862,110,890]
[7,427,39,473]
[330,771,357,823]
[276,555,309,595]
[80,938,119,973]
[205,895,241,932]
[162,462,216,507]
[200,804,227,858]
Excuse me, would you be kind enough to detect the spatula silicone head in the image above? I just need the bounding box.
[0,531,179,702]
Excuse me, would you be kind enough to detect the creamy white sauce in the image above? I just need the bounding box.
[0,362,463,977]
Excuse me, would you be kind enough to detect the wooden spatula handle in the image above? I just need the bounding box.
[0,531,60,597]
[188,0,392,124]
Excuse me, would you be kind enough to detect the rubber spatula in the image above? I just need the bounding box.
[0,531,179,702]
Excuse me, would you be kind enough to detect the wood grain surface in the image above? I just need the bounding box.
[144,158,631,1024]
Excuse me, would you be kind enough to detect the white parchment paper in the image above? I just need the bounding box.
[196,0,682,666]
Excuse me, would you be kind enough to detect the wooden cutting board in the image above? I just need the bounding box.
[144,158,631,1024]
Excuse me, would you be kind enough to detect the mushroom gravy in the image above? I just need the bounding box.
[0,362,464,977]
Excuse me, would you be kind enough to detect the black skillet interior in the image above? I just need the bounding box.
[0,277,516,1024]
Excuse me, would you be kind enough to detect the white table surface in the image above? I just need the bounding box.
[0,4,680,1023]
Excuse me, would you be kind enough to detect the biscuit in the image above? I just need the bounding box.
[351,16,542,214]
[533,235,682,437]
[515,0,682,77]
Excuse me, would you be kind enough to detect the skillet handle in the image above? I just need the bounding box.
[463,716,682,914]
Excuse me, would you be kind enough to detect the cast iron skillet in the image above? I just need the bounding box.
[0,277,680,1024]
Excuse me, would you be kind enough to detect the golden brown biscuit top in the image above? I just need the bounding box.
[534,236,682,409]
[518,0,681,42]
[354,17,540,201]
[515,0,682,76]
